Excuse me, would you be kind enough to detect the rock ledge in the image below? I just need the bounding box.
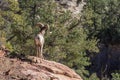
[0,56,82,80]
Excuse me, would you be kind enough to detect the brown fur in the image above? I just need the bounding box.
[34,22,49,59]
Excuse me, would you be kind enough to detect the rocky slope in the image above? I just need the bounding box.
[0,56,82,80]
[55,0,86,18]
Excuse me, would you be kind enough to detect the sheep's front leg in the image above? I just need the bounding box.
[38,46,43,58]
[36,46,39,57]
[41,45,44,59]
[38,46,43,63]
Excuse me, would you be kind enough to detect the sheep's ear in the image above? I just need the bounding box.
[36,22,44,28]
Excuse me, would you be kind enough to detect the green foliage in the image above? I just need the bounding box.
[82,0,120,44]
[0,0,25,52]
[87,73,99,80]
[112,72,120,80]
[82,0,120,79]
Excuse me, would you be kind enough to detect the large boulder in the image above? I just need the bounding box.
[0,56,83,80]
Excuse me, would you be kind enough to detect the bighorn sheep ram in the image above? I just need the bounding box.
[34,22,48,59]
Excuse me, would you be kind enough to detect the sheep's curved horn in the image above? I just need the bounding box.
[44,24,49,30]
[36,22,44,28]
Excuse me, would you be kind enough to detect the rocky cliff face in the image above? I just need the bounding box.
[55,0,86,18]
[0,56,82,80]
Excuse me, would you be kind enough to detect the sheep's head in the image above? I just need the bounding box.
[36,22,49,34]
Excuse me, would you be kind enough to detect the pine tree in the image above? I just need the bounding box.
[82,0,120,45]
[0,0,23,51]
[82,0,120,79]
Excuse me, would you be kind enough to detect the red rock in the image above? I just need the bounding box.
[0,57,83,80]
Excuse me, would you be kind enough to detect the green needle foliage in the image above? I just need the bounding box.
[82,0,120,45]
[112,72,120,80]
[82,0,120,79]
